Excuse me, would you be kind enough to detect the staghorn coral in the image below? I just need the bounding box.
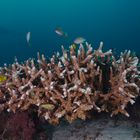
[0,42,140,125]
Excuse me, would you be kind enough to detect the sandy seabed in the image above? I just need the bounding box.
[52,115,140,140]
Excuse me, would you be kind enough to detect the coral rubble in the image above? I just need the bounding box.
[0,42,140,125]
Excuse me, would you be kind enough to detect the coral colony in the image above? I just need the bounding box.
[0,42,140,125]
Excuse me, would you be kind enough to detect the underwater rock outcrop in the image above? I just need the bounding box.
[0,42,140,125]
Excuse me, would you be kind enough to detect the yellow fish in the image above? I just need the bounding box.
[70,44,77,50]
[41,104,55,110]
[0,75,7,84]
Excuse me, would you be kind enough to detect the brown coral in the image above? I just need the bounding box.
[0,42,139,125]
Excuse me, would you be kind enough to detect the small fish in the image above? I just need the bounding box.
[0,75,7,84]
[26,31,31,45]
[74,37,86,44]
[41,104,55,110]
[70,44,77,50]
[55,27,68,37]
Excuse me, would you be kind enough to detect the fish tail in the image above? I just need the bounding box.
[28,42,31,47]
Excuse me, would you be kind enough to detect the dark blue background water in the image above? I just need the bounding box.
[0,0,140,66]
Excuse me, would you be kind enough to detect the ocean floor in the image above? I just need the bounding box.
[52,115,140,140]
[50,97,140,140]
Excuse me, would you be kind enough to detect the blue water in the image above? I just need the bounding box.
[0,0,140,66]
